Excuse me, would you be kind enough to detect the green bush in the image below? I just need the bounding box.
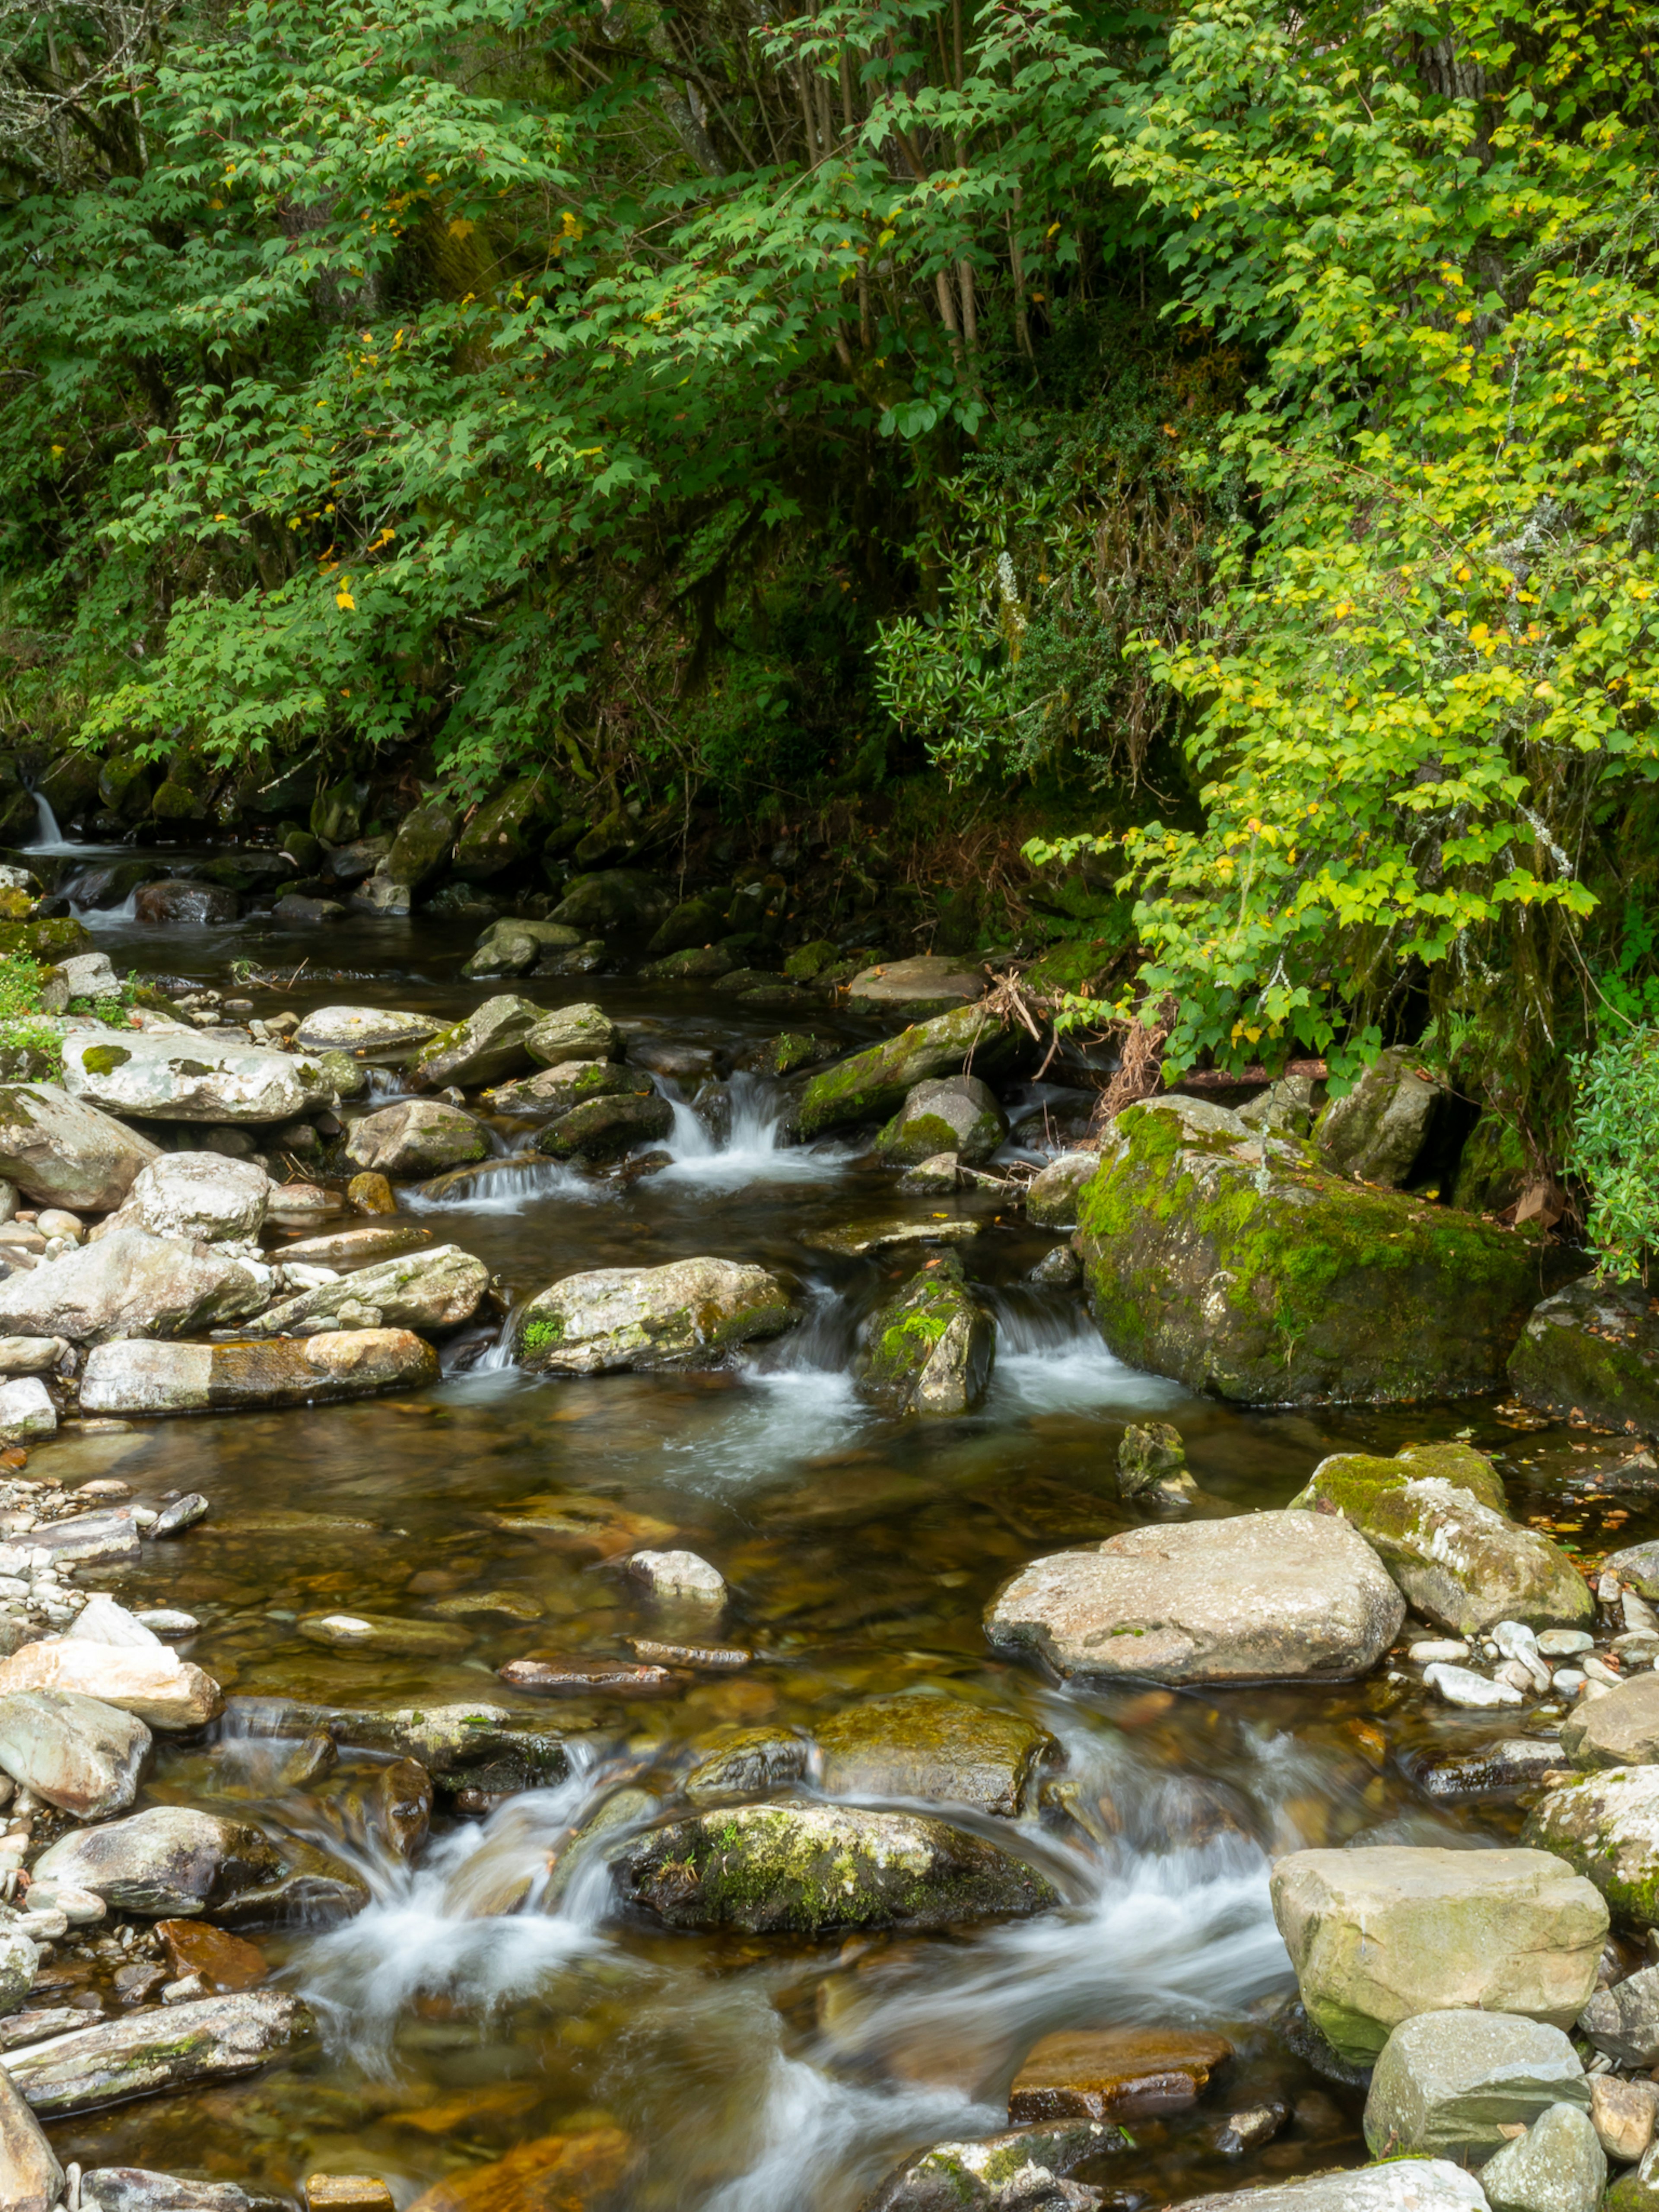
[1568,1029,1659,1281]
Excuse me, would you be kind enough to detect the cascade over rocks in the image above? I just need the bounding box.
[509,1256,793,1374]
[985,1511,1404,1685]
[1072,1097,1580,1404]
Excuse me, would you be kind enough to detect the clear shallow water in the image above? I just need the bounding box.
[24,898,1641,2210]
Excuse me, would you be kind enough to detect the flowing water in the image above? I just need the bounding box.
[24,892,1643,2209]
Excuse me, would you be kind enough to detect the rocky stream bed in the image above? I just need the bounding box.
[3,836,1659,2212]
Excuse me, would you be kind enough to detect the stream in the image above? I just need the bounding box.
[23,877,1643,2210]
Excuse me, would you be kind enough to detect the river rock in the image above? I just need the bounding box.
[0,2063,61,2212]
[0,1225,266,1346]
[1413,1739,1567,1799]
[0,1641,221,1731]
[797,1003,1029,1139]
[523,1003,623,1068]
[1287,1442,1592,1635]
[32,1806,276,1915]
[532,1090,674,1160]
[1315,1046,1443,1186]
[4,1990,311,2116]
[62,1031,335,1124]
[509,1255,793,1374]
[0,1923,38,2013]
[846,956,988,1018]
[0,1689,150,1816]
[297,1613,472,1658]
[1510,1276,1659,1435]
[409,995,542,1089]
[0,1083,159,1210]
[82,2174,251,2212]
[274,1224,432,1271]
[857,2121,1122,2212]
[1074,1096,1577,1404]
[1590,2075,1659,2164]
[815,1697,1055,1817]
[464,918,582,977]
[0,1336,68,1376]
[550,868,670,932]
[1556,1669,1659,1766]
[858,1254,994,1416]
[1176,2168,1490,2212]
[69,1595,164,1649]
[486,1061,645,1117]
[1479,2103,1605,2212]
[133,879,236,924]
[1522,1766,1659,1927]
[1579,1962,1659,2063]
[1024,1152,1098,1228]
[610,1799,1060,1933]
[114,1152,273,1244]
[628,1549,725,1605]
[1009,2024,1232,2121]
[986,1510,1403,1686]
[0,1376,53,1441]
[344,1101,489,1176]
[238,1246,487,1336]
[1363,2009,1589,2162]
[293,1007,441,1056]
[1272,1847,1604,2064]
[80,1329,440,1414]
[13,1505,140,1567]
[874,1076,1008,1168]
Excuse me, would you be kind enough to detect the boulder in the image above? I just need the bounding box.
[1556,1670,1659,1767]
[1510,1277,1659,1435]
[646,893,732,959]
[408,995,542,1090]
[858,1255,995,1416]
[1287,1442,1592,1635]
[486,1061,645,1118]
[522,1002,623,1069]
[0,1337,67,1377]
[798,1004,1028,1139]
[69,1595,164,1649]
[292,1007,442,1056]
[0,1225,266,1345]
[0,2065,61,2212]
[272,894,345,925]
[3,1991,311,2117]
[238,1245,487,1337]
[0,1641,221,1732]
[80,1329,439,1416]
[1315,1046,1444,1186]
[1270,1847,1606,2063]
[114,1153,272,1243]
[386,801,457,893]
[0,1377,53,1442]
[1522,1767,1659,1927]
[0,1689,151,1817]
[1363,2009,1589,2162]
[1073,1097,1579,1404]
[1605,1541,1659,1599]
[846,956,988,1019]
[133,880,237,925]
[1176,2168,1490,2212]
[1578,1961,1659,2063]
[0,1924,39,2014]
[1024,1152,1098,1229]
[874,1075,1008,1168]
[32,1807,276,1916]
[343,1101,489,1177]
[1474,2100,1605,2212]
[509,1257,793,1375]
[628,1550,725,1605]
[0,1084,159,1210]
[549,869,670,933]
[857,2121,1121,2212]
[1008,2024,1232,2122]
[985,1510,1404,1687]
[62,1033,335,1125]
[462,918,582,978]
[82,2173,250,2212]
[452,775,557,880]
[610,1799,1060,1933]
[57,951,119,1001]
[814,1697,1055,1818]
[531,1091,674,1161]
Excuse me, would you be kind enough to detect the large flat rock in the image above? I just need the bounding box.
[509,1257,793,1375]
[0,1225,266,1347]
[984,1511,1404,1685]
[80,1329,439,1416]
[61,1032,335,1124]
[5,1992,311,2116]
[1177,2164,1490,2210]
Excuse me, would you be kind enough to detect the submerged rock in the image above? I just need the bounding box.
[509,1256,793,1374]
[1314,1046,1443,1186]
[344,1100,489,1176]
[0,1083,159,1211]
[404,2127,635,2212]
[1009,2023,1233,2121]
[1271,1845,1605,2063]
[0,1224,267,1346]
[297,1612,472,1658]
[80,1329,439,1415]
[858,1254,994,1416]
[238,1245,487,1337]
[874,1075,1008,1167]
[985,1510,1403,1686]
[1510,1275,1659,1435]
[1362,2009,1588,2163]
[4,1991,312,2117]
[62,1032,334,1125]
[814,1697,1056,1817]
[797,1003,1029,1139]
[611,1799,1060,1933]
[1074,1096,1577,1404]
[1522,1766,1659,1928]
[112,1153,272,1244]
[1287,1440,1592,1634]
[32,1806,276,1915]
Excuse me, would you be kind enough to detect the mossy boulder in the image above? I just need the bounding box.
[309,778,365,845]
[859,1252,994,1416]
[151,776,204,822]
[783,939,839,982]
[550,869,671,934]
[0,916,93,965]
[1509,1276,1659,1435]
[1522,1767,1659,1930]
[343,1100,490,1177]
[645,892,730,959]
[509,1255,793,1375]
[38,750,101,825]
[462,918,582,979]
[96,753,154,822]
[814,1697,1057,1817]
[524,1002,622,1068]
[858,2122,1123,2212]
[642,944,737,981]
[1074,1096,1579,1405]
[798,1002,1030,1139]
[740,1030,840,1078]
[1287,1441,1592,1635]
[571,805,642,871]
[874,1074,1008,1167]
[454,776,559,881]
[486,1060,644,1118]
[1452,1112,1529,1215]
[609,1799,1060,1934]
[410,995,542,1090]
[388,801,457,893]
[532,1090,673,1161]
[1314,1045,1444,1187]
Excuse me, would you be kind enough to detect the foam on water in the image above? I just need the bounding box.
[654,1072,851,1189]
[987,1287,1191,1417]
[400,1154,602,1215]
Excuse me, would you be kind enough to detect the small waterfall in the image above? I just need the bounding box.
[654,1072,847,1188]
[402,1154,601,1214]
[986,1286,1189,1415]
[23,790,68,852]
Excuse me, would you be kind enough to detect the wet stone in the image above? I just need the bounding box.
[682,1725,810,1803]
[155,1919,269,1993]
[498,1654,682,1695]
[857,2122,1124,2212]
[1008,2024,1234,2121]
[32,1805,278,1916]
[296,1612,474,1658]
[814,1696,1057,1817]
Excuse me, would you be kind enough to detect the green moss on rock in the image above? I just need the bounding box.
[860,1254,994,1416]
[798,1002,1029,1138]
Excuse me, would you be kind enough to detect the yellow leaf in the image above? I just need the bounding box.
[448,217,474,240]
[336,587,356,611]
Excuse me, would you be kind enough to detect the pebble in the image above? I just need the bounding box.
[1409,1640,1469,1665]
[1583,1655,1624,1687]
[1554,1669,1587,1694]
[1424,1662,1524,1709]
